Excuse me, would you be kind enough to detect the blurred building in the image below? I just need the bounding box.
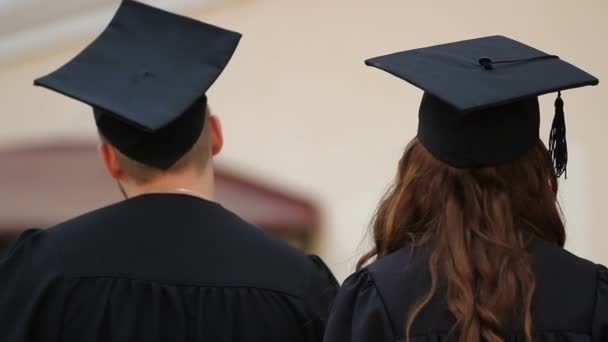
[0,0,607,280]
[0,143,321,255]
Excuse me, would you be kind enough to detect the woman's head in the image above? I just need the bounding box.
[360,138,565,342]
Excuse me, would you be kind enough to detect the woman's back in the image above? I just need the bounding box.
[325,241,607,341]
[324,36,605,342]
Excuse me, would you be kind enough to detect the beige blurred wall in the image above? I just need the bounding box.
[0,0,606,280]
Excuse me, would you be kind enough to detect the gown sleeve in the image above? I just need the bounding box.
[323,268,395,342]
[592,264,608,342]
[0,229,63,342]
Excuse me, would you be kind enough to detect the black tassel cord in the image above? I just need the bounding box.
[548,91,568,178]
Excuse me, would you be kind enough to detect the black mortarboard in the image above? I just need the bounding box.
[34,0,241,169]
[366,35,599,177]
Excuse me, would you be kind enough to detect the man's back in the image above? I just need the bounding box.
[0,194,338,342]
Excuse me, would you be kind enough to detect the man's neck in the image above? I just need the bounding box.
[121,169,215,201]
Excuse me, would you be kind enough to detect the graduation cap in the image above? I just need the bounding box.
[366,35,599,177]
[34,0,242,169]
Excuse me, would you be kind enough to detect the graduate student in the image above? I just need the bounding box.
[323,35,606,342]
[0,1,337,341]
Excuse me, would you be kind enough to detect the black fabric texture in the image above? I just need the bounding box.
[417,93,540,168]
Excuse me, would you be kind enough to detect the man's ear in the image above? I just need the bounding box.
[98,142,124,180]
[208,115,224,156]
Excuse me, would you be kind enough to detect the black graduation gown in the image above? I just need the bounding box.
[0,193,338,342]
[324,240,608,341]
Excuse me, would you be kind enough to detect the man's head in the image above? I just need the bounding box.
[33,1,240,198]
[33,0,241,196]
[98,106,224,193]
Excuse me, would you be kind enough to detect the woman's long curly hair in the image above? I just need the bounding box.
[358,138,565,342]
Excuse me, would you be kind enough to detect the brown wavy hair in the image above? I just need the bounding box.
[358,138,565,342]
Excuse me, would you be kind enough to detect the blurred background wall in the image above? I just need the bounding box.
[0,0,606,281]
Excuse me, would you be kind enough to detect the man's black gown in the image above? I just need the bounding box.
[0,193,338,342]
[324,240,608,341]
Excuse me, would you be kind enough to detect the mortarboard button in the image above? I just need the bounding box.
[478,57,494,70]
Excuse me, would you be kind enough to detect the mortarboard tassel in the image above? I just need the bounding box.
[548,91,568,178]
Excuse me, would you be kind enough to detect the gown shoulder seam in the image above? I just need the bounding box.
[61,273,307,299]
[366,268,399,339]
